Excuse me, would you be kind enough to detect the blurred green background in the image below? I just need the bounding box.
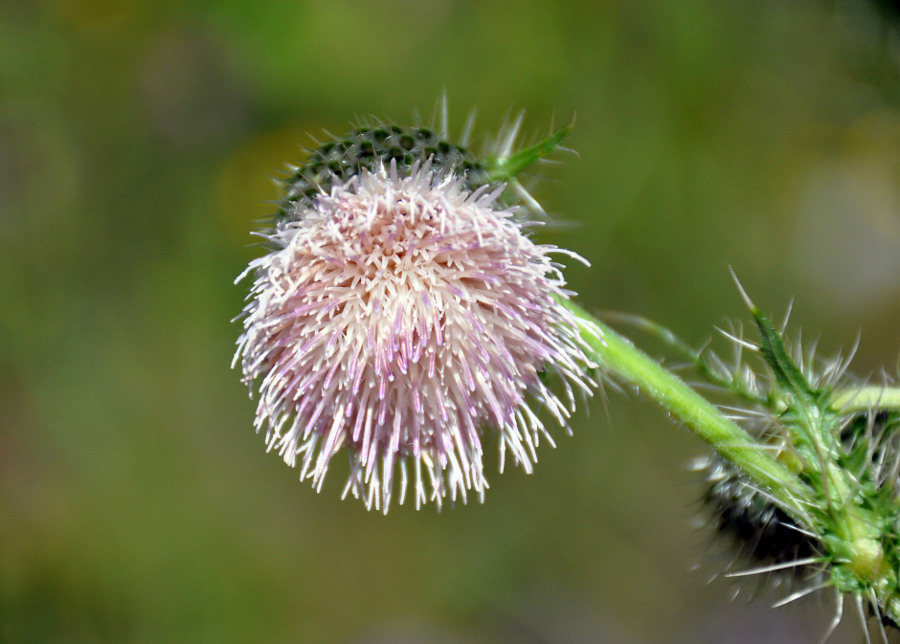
[2,0,898,642]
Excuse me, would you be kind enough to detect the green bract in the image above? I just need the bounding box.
[276,124,489,220]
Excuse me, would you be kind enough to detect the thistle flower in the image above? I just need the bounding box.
[234,144,595,512]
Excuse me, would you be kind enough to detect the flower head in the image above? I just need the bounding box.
[235,124,594,512]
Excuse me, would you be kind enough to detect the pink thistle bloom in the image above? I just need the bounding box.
[234,160,596,512]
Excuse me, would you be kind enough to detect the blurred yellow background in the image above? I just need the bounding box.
[2,1,898,642]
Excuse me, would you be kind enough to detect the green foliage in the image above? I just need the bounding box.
[749,304,900,627]
[593,293,900,633]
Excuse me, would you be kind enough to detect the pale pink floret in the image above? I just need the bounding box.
[234,161,595,512]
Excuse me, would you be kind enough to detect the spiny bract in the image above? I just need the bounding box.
[276,124,489,220]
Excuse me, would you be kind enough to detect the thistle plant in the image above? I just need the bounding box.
[234,105,900,639]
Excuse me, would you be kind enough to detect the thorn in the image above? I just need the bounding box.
[461,108,477,148]
[780,299,794,334]
[500,110,526,158]
[729,266,756,313]
[439,91,449,140]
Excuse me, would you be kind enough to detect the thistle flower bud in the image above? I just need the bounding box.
[594,298,900,635]
[234,132,595,512]
[688,303,900,636]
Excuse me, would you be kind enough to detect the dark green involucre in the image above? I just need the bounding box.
[703,453,820,567]
[276,124,489,221]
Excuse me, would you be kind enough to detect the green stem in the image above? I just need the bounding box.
[832,386,900,415]
[561,299,811,520]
